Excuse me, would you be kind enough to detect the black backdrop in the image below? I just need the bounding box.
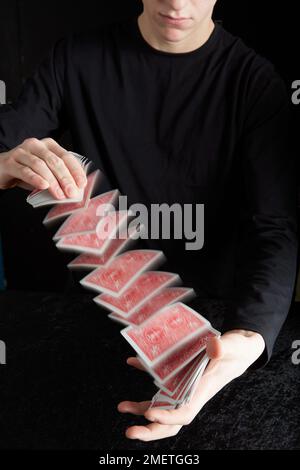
[0,0,299,290]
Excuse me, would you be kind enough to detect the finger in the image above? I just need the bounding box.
[117,400,151,416]
[61,152,87,189]
[206,336,223,360]
[42,138,87,189]
[14,150,65,199]
[144,403,196,426]
[204,332,248,366]
[125,422,182,442]
[23,138,79,198]
[40,137,68,157]
[17,181,35,190]
[7,161,50,191]
[126,356,147,372]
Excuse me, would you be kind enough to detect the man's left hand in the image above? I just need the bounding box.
[117,329,265,441]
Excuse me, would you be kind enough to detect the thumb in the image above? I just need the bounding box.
[206,335,224,360]
[126,356,147,372]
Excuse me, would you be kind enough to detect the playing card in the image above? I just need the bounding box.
[152,390,178,406]
[148,400,174,410]
[139,326,220,383]
[175,357,208,401]
[80,250,165,297]
[149,353,209,409]
[151,365,208,409]
[179,356,210,406]
[43,170,101,225]
[108,312,129,326]
[93,271,180,317]
[153,360,200,404]
[121,302,210,367]
[107,287,194,326]
[112,287,195,326]
[67,225,138,270]
[53,190,119,240]
[56,210,131,255]
[154,353,202,396]
[151,390,177,406]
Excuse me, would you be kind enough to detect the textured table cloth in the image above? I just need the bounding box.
[0,290,299,450]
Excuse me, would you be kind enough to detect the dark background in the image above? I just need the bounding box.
[0,0,299,291]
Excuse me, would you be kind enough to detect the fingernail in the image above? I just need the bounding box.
[66,185,78,198]
[56,188,65,199]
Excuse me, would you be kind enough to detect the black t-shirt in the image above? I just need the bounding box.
[0,17,298,367]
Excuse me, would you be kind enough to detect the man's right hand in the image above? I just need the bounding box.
[0,137,87,199]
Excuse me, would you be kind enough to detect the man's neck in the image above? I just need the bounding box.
[137,13,215,54]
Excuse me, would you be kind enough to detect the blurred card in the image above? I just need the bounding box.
[56,210,131,255]
[109,287,195,326]
[140,327,220,384]
[53,190,119,240]
[80,250,164,297]
[94,271,180,317]
[121,302,210,367]
[67,225,138,270]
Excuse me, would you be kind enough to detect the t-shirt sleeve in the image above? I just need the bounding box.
[0,36,69,152]
[222,64,298,369]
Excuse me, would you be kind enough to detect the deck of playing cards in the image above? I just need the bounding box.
[121,302,219,409]
[26,152,220,410]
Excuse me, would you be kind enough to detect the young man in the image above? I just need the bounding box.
[0,0,297,441]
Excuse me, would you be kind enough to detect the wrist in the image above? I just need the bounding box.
[224,328,266,359]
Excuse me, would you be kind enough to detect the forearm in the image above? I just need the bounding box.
[222,212,298,368]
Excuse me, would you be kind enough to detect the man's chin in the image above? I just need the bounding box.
[159,28,190,44]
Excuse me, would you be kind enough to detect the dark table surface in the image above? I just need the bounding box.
[0,290,299,450]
